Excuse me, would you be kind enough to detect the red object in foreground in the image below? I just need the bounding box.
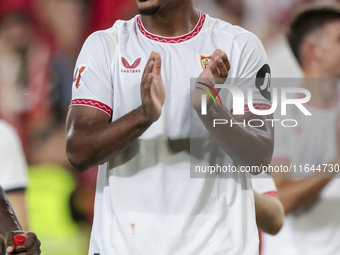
[13,235,26,246]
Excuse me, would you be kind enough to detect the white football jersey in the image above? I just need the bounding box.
[71,11,271,255]
[0,120,28,191]
[270,96,340,255]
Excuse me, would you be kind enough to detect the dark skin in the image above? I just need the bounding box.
[192,50,274,169]
[0,186,41,255]
[67,52,165,172]
[66,0,273,172]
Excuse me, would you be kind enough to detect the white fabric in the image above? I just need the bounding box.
[71,12,271,255]
[252,176,277,195]
[0,120,28,191]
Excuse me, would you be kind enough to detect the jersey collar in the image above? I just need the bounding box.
[137,11,206,44]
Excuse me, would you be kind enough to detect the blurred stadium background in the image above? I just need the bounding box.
[0,0,338,254]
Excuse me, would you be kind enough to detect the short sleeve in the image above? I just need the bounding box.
[252,175,278,197]
[70,30,117,117]
[0,122,28,191]
[228,31,272,113]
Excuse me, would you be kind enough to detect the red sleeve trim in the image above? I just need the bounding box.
[70,99,112,116]
[231,104,271,114]
[263,191,278,197]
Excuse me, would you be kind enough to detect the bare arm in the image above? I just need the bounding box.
[254,191,284,235]
[197,107,274,168]
[66,52,165,172]
[6,191,28,231]
[273,160,339,214]
[192,50,274,169]
[0,187,21,236]
[66,106,152,172]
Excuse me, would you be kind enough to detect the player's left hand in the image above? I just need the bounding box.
[192,49,230,110]
[5,231,41,255]
[200,49,230,81]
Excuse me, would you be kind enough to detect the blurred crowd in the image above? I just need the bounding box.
[0,0,339,254]
[0,0,137,254]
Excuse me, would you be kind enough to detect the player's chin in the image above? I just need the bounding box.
[137,1,160,15]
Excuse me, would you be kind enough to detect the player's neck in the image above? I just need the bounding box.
[302,78,339,106]
[140,2,200,38]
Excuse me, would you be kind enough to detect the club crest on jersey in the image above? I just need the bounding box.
[73,66,87,89]
[121,57,141,73]
[200,55,212,70]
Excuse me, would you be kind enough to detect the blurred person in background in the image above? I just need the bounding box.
[0,0,51,159]
[0,120,28,231]
[25,1,95,254]
[262,0,308,78]
[34,0,101,249]
[0,1,96,254]
[0,120,29,255]
[269,5,340,255]
[214,0,245,26]
[29,0,90,167]
[0,119,42,255]
[254,0,339,78]
[0,0,92,166]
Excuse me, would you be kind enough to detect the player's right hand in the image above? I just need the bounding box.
[5,231,41,255]
[140,51,165,123]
